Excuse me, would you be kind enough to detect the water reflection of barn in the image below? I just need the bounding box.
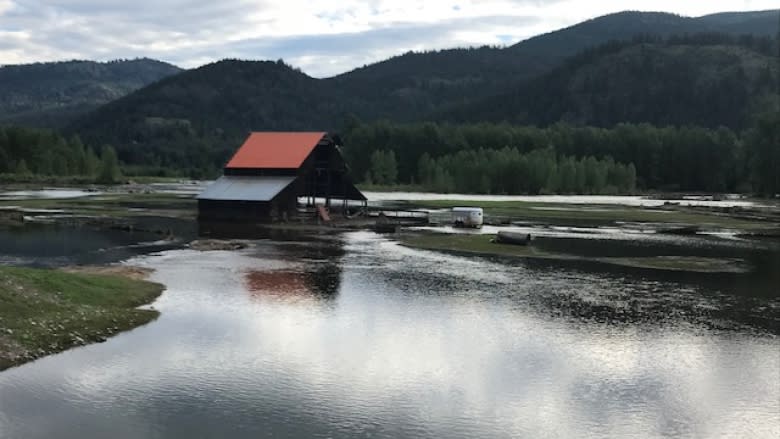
[246,264,342,301]
[198,132,366,223]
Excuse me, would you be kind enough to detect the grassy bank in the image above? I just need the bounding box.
[0,192,196,219]
[0,266,164,371]
[400,233,550,258]
[0,173,191,186]
[399,233,749,273]
[356,183,426,192]
[405,199,777,230]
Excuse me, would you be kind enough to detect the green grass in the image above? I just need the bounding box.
[356,183,427,192]
[405,199,776,230]
[400,233,551,258]
[0,266,164,370]
[0,174,189,185]
[0,174,98,185]
[0,192,196,218]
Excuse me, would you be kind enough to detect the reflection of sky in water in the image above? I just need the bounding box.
[0,234,778,438]
[0,189,101,200]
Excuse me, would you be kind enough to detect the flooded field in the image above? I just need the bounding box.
[364,191,773,208]
[0,229,778,438]
[0,220,192,267]
[2,186,776,209]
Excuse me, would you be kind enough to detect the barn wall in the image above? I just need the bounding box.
[197,199,273,222]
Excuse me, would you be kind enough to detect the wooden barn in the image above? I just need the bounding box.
[197,132,366,223]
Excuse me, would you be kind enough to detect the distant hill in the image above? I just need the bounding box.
[331,10,780,118]
[65,10,779,171]
[697,9,780,32]
[68,60,349,168]
[0,58,182,127]
[442,33,779,129]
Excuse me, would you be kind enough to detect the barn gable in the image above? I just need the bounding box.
[198,132,365,224]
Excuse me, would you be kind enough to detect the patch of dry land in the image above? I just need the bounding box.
[0,266,163,371]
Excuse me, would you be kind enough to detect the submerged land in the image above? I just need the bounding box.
[1,184,779,368]
[399,233,751,273]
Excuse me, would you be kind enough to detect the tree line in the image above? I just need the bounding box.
[344,112,780,196]
[0,126,122,183]
[1,110,777,196]
[367,147,636,195]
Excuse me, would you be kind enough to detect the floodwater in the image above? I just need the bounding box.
[364,191,773,208]
[1,231,778,438]
[0,220,192,267]
[2,186,773,209]
[0,189,101,200]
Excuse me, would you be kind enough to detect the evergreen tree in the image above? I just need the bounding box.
[746,111,780,196]
[369,150,398,185]
[417,153,435,186]
[68,135,88,175]
[15,159,30,175]
[0,143,8,173]
[85,147,101,176]
[97,145,122,184]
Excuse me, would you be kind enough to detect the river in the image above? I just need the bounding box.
[0,231,778,438]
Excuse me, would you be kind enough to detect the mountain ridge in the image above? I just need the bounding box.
[0,58,182,127]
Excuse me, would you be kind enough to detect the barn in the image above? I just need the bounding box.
[197,132,366,223]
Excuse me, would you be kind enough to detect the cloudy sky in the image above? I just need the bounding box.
[1,0,777,77]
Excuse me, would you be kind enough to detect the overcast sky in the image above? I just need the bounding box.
[1,1,777,77]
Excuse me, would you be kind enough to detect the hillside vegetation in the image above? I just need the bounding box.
[332,10,780,120]
[64,33,779,178]
[1,10,777,196]
[0,58,181,127]
[444,34,778,128]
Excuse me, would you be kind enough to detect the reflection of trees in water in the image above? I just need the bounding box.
[307,263,342,299]
[245,237,344,302]
[245,263,342,302]
[0,222,170,266]
[275,239,346,261]
[526,275,780,335]
[199,221,341,243]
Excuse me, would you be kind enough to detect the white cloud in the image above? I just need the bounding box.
[0,0,777,77]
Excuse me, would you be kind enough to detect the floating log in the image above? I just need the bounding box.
[0,209,24,224]
[658,225,700,235]
[495,231,532,246]
[373,223,398,234]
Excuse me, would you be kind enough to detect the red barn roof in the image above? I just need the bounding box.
[225,132,327,169]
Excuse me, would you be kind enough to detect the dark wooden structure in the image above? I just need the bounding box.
[198,132,366,223]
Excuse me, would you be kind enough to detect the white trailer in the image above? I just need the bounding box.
[452,207,483,228]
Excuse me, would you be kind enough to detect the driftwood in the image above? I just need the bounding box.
[373,223,398,233]
[189,239,249,251]
[658,225,699,235]
[494,231,532,246]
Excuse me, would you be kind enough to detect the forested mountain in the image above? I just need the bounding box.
[0,8,759,194]
[67,60,349,174]
[698,10,780,32]
[68,32,778,174]
[5,10,777,133]
[329,10,779,120]
[444,33,779,129]
[0,58,181,127]
[4,11,776,132]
